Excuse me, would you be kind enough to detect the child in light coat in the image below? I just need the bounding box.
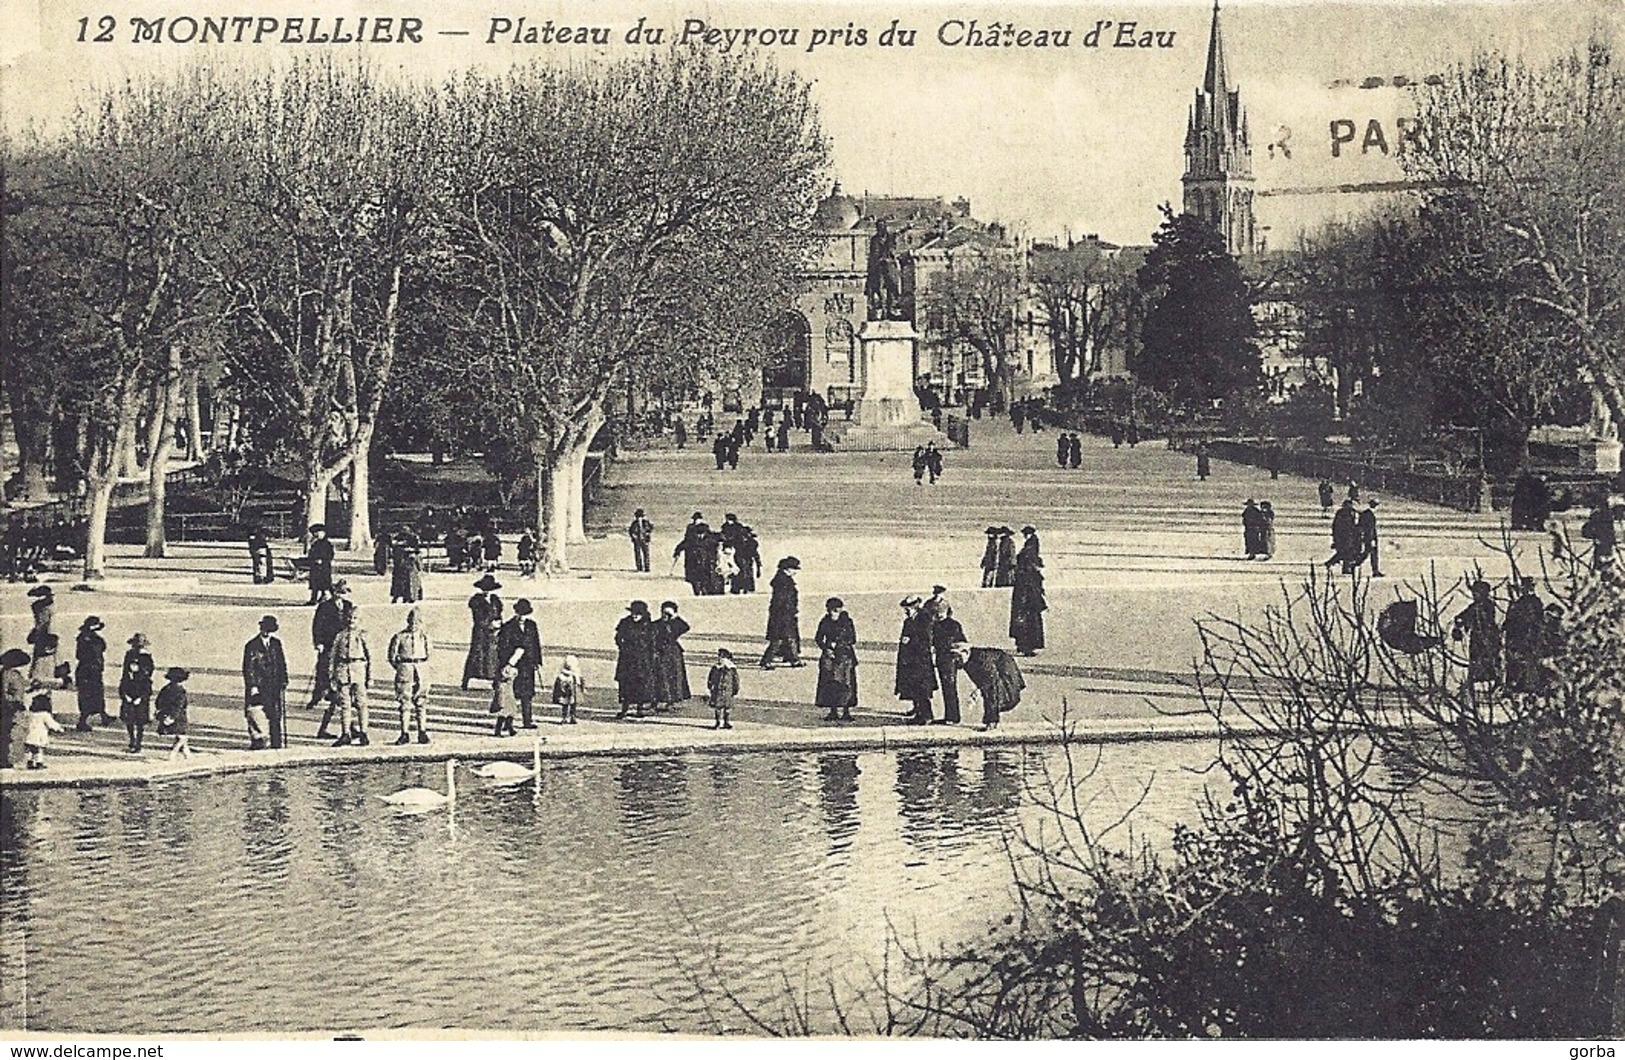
[22,697,65,770]
[706,648,739,730]
[552,654,586,725]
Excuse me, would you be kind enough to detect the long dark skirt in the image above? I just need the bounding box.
[77,668,106,720]
[816,651,858,708]
[651,643,691,704]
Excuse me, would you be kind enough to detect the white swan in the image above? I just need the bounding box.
[470,737,544,784]
[379,759,458,808]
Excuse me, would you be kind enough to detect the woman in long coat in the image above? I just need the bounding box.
[894,597,938,723]
[1009,526,1047,656]
[390,535,424,603]
[1452,580,1502,687]
[650,601,692,710]
[814,597,858,721]
[761,558,803,667]
[993,528,1017,587]
[462,575,504,688]
[614,601,658,718]
[74,616,108,731]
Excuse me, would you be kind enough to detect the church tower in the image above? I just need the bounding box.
[1183,1,1255,256]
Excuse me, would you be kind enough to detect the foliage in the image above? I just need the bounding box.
[918,251,1024,412]
[1030,243,1133,383]
[1263,377,1336,443]
[1135,208,1259,407]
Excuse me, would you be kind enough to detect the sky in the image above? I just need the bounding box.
[4,0,1621,245]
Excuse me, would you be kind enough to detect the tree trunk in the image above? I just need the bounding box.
[82,472,116,580]
[6,386,52,501]
[535,449,572,576]
[303,463,339,545]
[184,370,205,461]
[563,410,604,546]
[345,426,375,553]
[144,352,182,557]
[114,414,141,480]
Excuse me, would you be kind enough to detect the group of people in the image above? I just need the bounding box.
[912,443,945,485]
[1241,499,1279,561]
[1447,576,1566,696]
[978,522,1051,652]
[1107,420,1141,449]
[1053,433,1086,469]
[1326,497,1384,576]
[2,515,80,582]
[1009,399,1049,434]
[668,511,763,596]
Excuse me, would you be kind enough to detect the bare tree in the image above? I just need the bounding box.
[919,252,1024,411]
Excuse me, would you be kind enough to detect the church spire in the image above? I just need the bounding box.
[1183,0,1254,256]
[1203,0,1229,100]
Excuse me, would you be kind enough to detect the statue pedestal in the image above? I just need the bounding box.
[1582,438,1622,474]
[827,319,945,451]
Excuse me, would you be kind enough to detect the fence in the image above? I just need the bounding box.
[1174,437,1489,512]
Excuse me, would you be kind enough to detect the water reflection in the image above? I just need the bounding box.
[1,742,1219,1034]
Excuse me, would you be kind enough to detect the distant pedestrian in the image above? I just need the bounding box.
[1242,499,1264,559]
[373,532,391,577]
[306,524,335,605]
[1453,581,1502,691]
[651,601,692,712]
[1259,501,1277,560]
[1580,495,1619,573]
[814,597,858,722]
[673,417,688,450]
[933,604,966,725]
[1055,434,1068,468]
[390,534,424,602]
[614,600,658,719]
[156,667,192,760]
[913,446,928,485]
[388,607,433,745]
[980,526,1000,588]
[894,596,937,725]
[994,526,1017,588]
[517,529,539,577]
[1110,421,1125,449]
[925,442,944,483]
[707,648,739,730]
[1347,480,1361,503]
[760,557,803,668]
[483,526,502,571]
[1067,433,1082,469]
[1318,478,1335,518]
[1195,444,1211,481]
[1359,499,1384,577]
[1503,578,1545,694]
[1010,526,1047,656]
[1327,500,1360,574]
[775,418,790,452]
[1267,444,1283,480]
[1126,421,1139,448]
[713,433,730,471]
[248,528,275,584]
[628,509,654,572]
[118,632,156,753]
[242,615,289,750]
[74,615,108,731]
[552,654,585,725]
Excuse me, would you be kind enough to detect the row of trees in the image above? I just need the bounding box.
[2,52,829,577]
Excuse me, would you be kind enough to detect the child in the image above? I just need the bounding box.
[491,664,517,737]
[552,654,585,725]
[156,666,193,760]
[119,632,156,753]
[706,648,739,730]
[22,696,65,770]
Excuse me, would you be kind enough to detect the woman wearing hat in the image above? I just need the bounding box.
[155,667,192,759]
[650,601,692,712]
[993,528,1017,588]
[118,632,157,753]
[75,615,109,731]
[814,597,858,722]
[27,585,55,648]
[614,601,658,719]
[1009,526,1047,657]
[1,647,33,769]
[760,557,803,669]
[462,574,504,689]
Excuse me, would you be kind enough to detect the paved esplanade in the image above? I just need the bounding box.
[0,421,1516,786]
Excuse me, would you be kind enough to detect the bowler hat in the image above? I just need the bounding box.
[332,579,352,595]
[628,600,650,615]
[308,523,327,534]
[985,526,1000,535]
[474,574,502,591]
[692,511,704,520]
[259,615,279,632]
[660,600,679,612]
[26,586,53,598]
[634,508,645,517]
[513,598,534,615]
[931,585,947,595]
[826,596,844,610]
[80,615,105,631]
[779,556,801,570]
[997,526,1014,536]
[165,666,190,682]
[1021,524,1037,535]
[0,648,31,669]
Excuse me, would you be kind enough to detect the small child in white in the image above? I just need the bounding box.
[22,697,65,770]
[552,654,586,725]
[707,648,739,730]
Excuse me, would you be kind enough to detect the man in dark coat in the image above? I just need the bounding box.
[1358,499,1384,577]
[628,508,654,572]
[761,557,803,668]
[242,614,289,750]
[1453,580,1502,690]
[1195,444,1212,481]
[720,514,757,594]
[462,574,504,689]
[497,598,544,728]
[951,641,1026,730]
[1242,499,1265,559]
[1055,434,1069,468]
[814,597,858,722]
[306,524,335,604]
[673,417,688,449]
[894,596,938,724]
[248,528,274,584]
[1067,433,1082,469]
[980,526,1000,588]
[925,442,944,483]
[1327,500,1361,574]
[310,581,350,737]
[1010,526,1047,656]
[1503,577,1546,694]
[713,433,729,471]
[932,604,966,725]
[673,513,711,595]
[614,600,658,718]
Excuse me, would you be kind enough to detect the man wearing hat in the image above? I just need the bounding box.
[628,508,654,573]
[243,615,290,750]
[462,574,504,689]
[932,602,967,725]
[388,607,434,744]
[118,632,156,753]
[74,615,109,731]
[330,605,373,746]
[310,581,351,737]
[980,527,1001,588]
[496,599,544,729]
[306,524,335,605]
[1358,498,1384,577]
[993,528,1017,588]
[760,557,803,669]
[672,514,712,596]
[950,641,1026,731]
[894,596,938,724]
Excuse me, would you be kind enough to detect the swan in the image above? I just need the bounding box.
[379,759,458,808]
[470,737,544,784]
